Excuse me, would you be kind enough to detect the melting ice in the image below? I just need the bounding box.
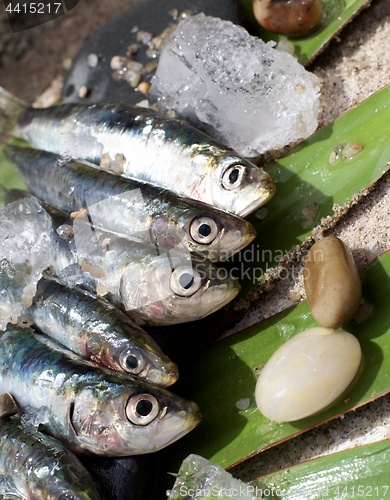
[167,454,260,499]
[151,14,321,157]
[0,197,52,330]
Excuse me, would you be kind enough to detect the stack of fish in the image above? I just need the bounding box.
[0,86,275,497]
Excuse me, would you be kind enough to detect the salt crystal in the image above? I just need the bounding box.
[150,14,321,157]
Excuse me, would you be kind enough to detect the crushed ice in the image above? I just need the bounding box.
[0,197,52,330]
[150,14,321,157]
[167,454,261,499]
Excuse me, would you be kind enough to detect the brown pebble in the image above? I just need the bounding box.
[253,0,324,36]
[304,237,362,328]
[137,81,151,95]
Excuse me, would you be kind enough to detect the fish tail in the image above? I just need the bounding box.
[0,86,27,137]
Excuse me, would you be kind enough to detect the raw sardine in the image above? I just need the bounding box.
[0,86,275,216]
[5,144,256,261]
[0,325,201,456]
[0,411,100,499]
[2,194,240,326]
[56,214,241,325]
[22,277,178,386]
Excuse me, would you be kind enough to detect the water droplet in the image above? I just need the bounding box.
[235,398,250,411]
[277,322,296,339]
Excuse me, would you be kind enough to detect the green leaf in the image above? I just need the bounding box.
[0,147,28,203]
[167,250,390,470]
[235,84,390,291]
[252,439,390,499]
[241,0,371,65]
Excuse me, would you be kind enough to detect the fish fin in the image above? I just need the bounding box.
[0,393,18,419]
[0,86,27,136]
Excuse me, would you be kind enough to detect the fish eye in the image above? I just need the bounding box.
[189,216,219,245]
[119,348,145,375]
[126,394,160,425]
[170,266,202,297]
[221,164,245,190]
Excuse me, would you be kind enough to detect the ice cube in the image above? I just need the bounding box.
[167,454,261,499]
[150,14,321,157]
[0,197,52,330]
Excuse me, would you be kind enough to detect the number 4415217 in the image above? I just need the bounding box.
[332,485,390,497]
[5,3,62,14]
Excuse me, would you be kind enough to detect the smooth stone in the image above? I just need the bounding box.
[304,236,362,328]
[252,0,323,36]
[255,327,362,423]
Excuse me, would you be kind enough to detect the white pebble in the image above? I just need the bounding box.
[87,53,99,68]
[123,69,142,88]
[255,327,362,423]
[78,85,90,98]
[110,55,127,71]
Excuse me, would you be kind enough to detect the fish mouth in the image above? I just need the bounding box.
[68,401,78,437]
[216,219,257,262]
[146,361,180,387]
[150,401,202,452]
[206,274,241,312]
[237,170,276,218]
[186,266,241,320]
[178,276,240,323]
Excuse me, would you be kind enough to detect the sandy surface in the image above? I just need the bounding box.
[0,0,389,486]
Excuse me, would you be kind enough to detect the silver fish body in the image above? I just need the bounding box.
[22,277,178,386]
[0,325,201,456]
[2,194,240,326]
[0,416,100,499]
[0,87,275,216]
[5,144,256,262]
[54,218,241,326]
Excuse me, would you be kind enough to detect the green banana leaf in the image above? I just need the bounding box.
[235,83,390,291]
[167,250,390,470]
[252,439,390,499]
[241,0,372,65]
[0,147,27,202]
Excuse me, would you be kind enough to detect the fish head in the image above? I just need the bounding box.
[69,378,201,456]
[211,154,276,217]
[119,253,240,325]
[151,200,256,262]
[186,208,256,261]
[102,324,179,387]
